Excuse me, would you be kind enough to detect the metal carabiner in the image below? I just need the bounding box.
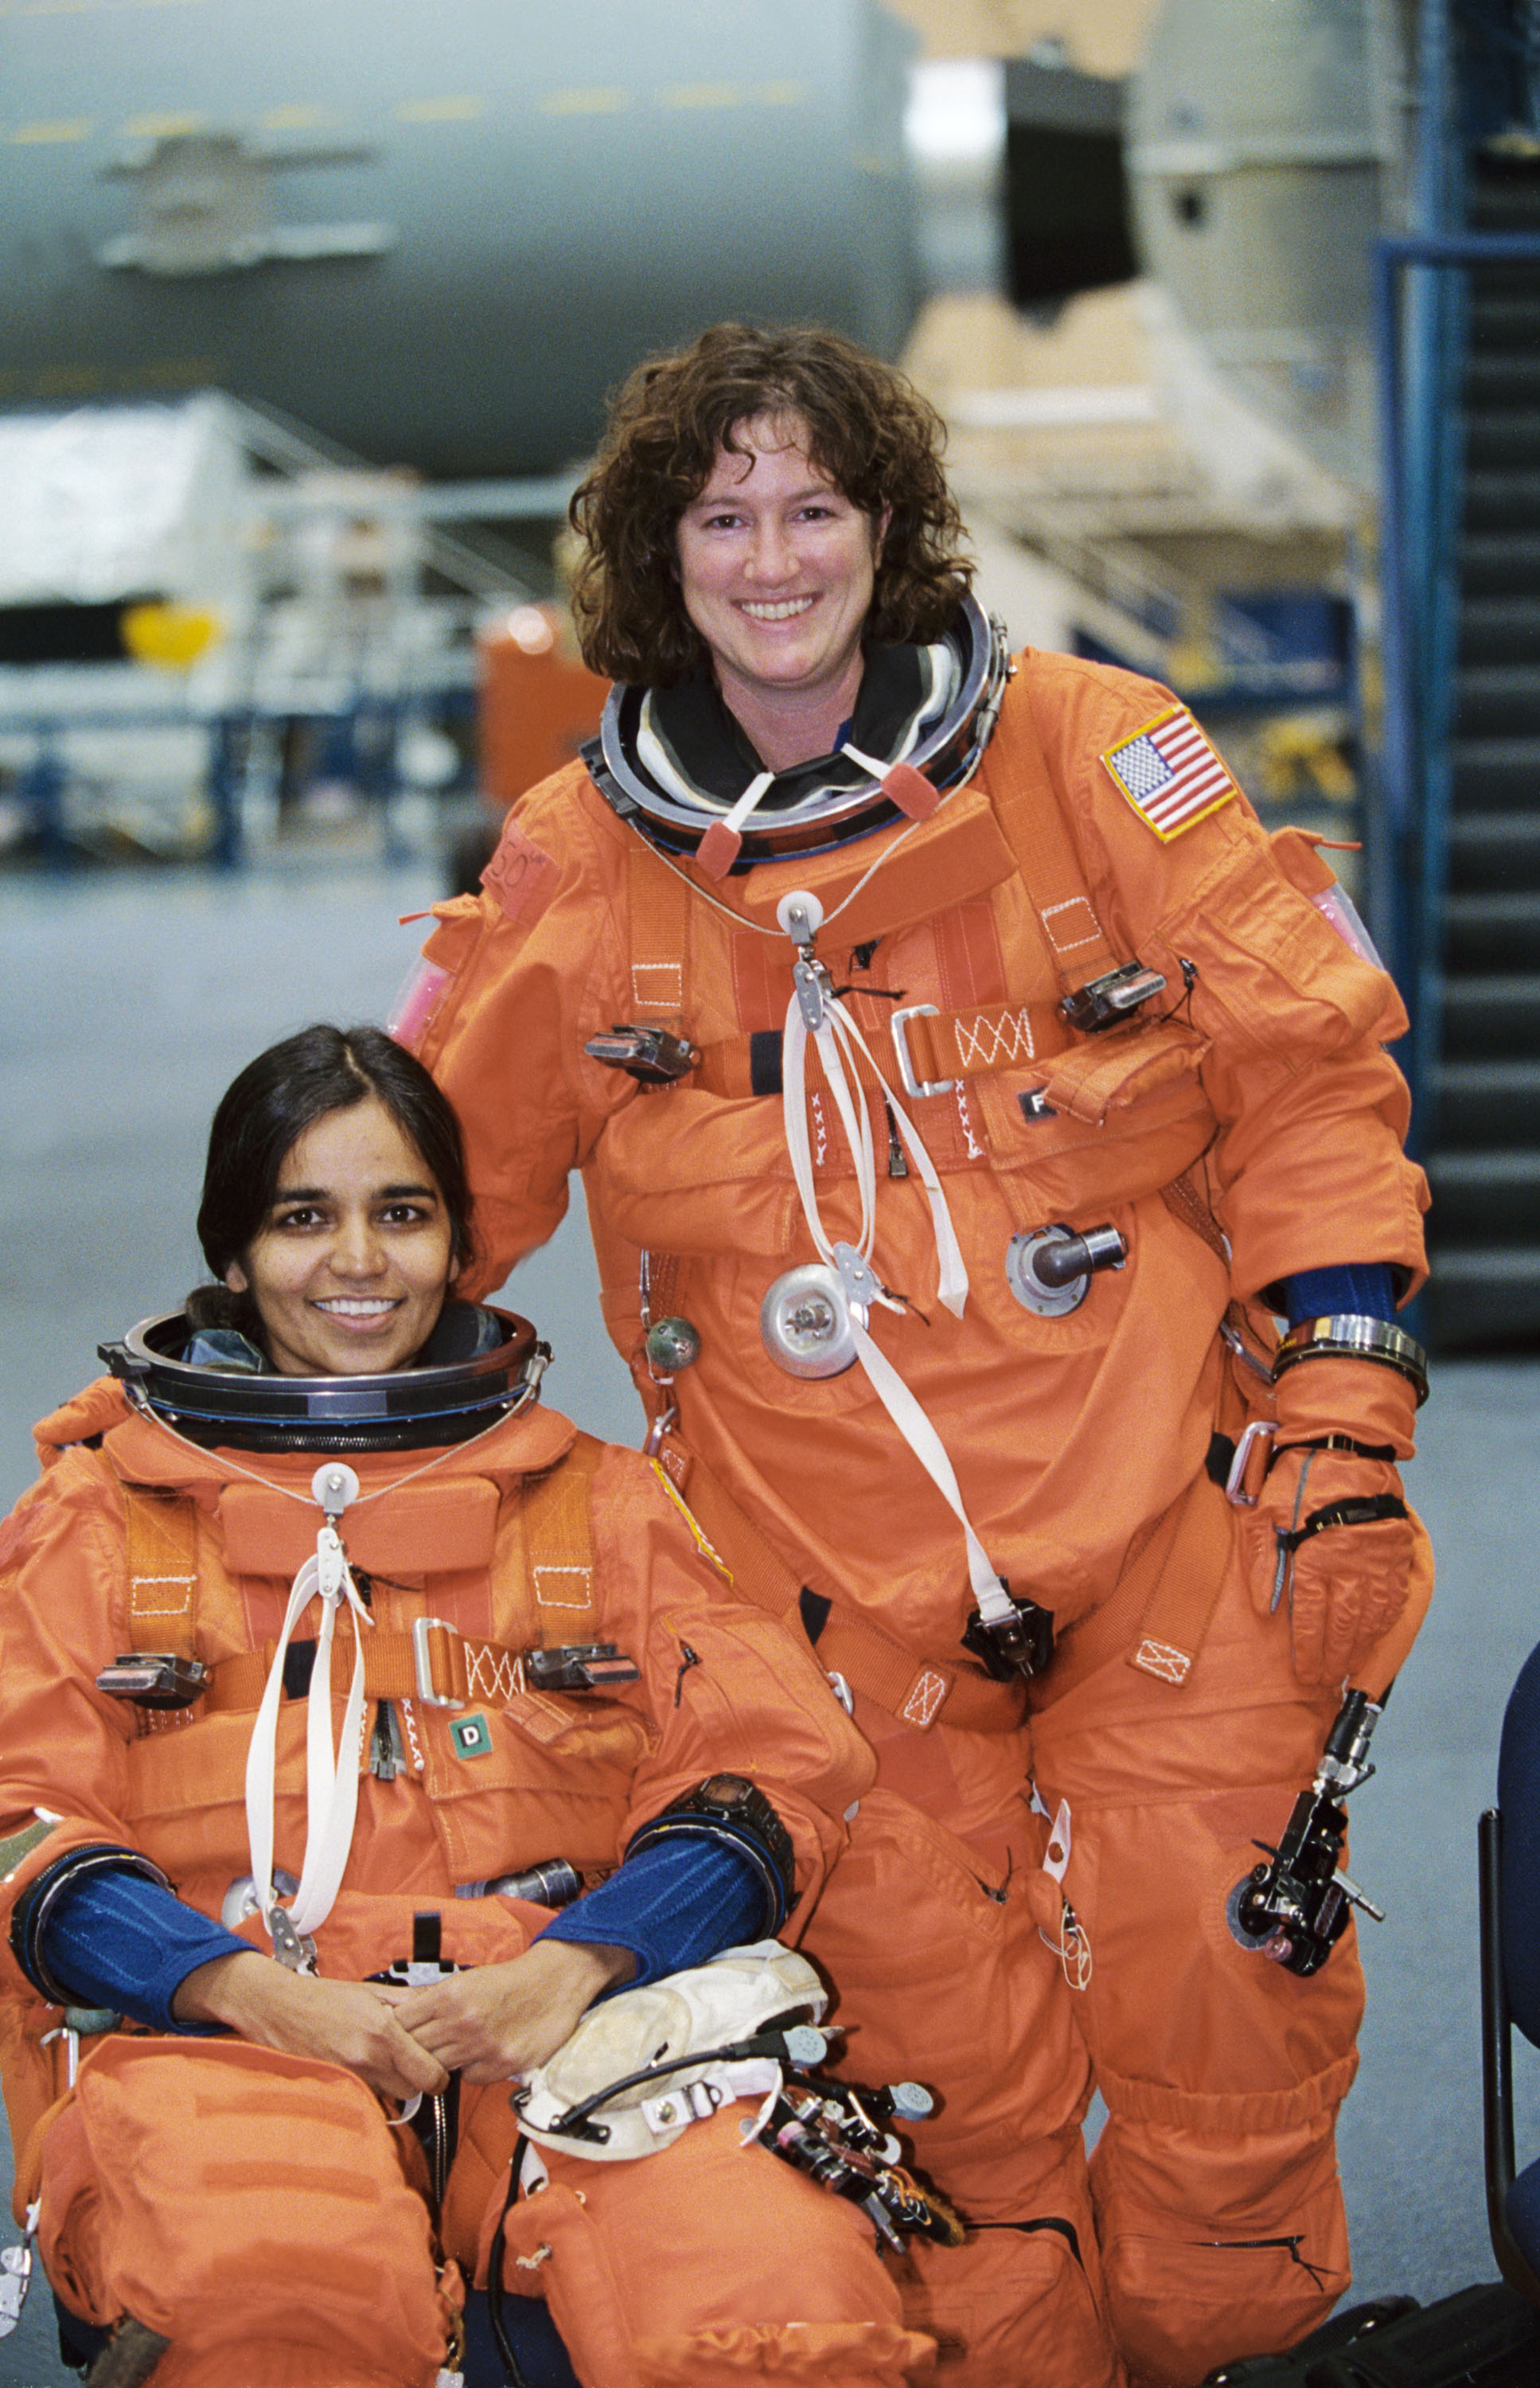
[1225,1418,1277,1508]
[643,1399,680,1457]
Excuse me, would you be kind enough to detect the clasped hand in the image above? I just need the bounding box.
[174,1937,635,2101]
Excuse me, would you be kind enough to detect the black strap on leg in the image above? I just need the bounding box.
[486,2137,532,2388]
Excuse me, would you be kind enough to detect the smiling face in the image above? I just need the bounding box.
[224,1096,454,1377]
[674,411,884,730]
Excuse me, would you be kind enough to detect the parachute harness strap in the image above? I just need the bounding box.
[244,1462,373,1961]
[778,892,1016,1633]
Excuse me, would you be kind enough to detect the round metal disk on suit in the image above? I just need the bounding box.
[645,1317,702,1373]
[761,1262,859,1379]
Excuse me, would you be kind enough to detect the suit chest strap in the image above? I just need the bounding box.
[619,669,1133,1091]
[114,1435,607,1717]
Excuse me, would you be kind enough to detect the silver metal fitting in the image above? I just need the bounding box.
[890,1004,954,1101]
[761,1263,858,1379]
[1272,1313,1428,1406]
[412,1615,465,1709]
[1005,1223,1127,1317]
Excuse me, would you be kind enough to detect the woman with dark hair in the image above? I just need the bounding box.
[407,320,1431,2388]
[184,1023,480,1372]
[196,1022,477,1298]
[0,1024,933,2388]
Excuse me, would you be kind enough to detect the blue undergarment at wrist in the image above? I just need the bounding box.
[40,1865,256,2033]
[1281,1263,1397,1327]
[535,1833,766,1988]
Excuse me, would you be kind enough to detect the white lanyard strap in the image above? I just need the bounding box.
[781,977,967,1317]
[849,1316,1015,1624]
[779,950,1014,1629]
[244,1484,372,1949]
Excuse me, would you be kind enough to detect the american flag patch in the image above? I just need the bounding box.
[1101,705,1237,840]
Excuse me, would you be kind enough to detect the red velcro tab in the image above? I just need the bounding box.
[883,763,939,820]
[696,820,743,880]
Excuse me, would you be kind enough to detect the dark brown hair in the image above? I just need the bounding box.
[185,1024,474,1336]
[569,322,973,685]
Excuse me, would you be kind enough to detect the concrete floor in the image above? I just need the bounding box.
[0,862,1534,2382]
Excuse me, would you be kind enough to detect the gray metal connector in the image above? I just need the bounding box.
[1005,1223,1128,1317]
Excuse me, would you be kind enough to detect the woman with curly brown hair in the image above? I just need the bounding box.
[404,321,1430,2388]
[568,322,970,687]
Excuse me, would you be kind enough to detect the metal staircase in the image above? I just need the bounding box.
[1424,152,1540,1346]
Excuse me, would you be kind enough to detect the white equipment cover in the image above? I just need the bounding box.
[517,1941,825,2163]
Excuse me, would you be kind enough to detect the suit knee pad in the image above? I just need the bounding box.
[36,2038,457,2387]
[1090,2104,1351,2383]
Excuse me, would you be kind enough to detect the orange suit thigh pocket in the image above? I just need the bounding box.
[903,2218,1121,2388]
[500,2108,930,2386]
[1097,2156,1351,2386]
[801,1786,1090,2165]
[36,2037,450,2385]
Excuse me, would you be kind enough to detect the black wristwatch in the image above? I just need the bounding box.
[626,1773,797,1936]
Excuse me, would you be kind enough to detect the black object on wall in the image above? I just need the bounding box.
[1004,60,1138,311]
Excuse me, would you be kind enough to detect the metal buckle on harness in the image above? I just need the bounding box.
[524,1643,642,1692]
[412,1617,465,1710]
[642,1398,680,1457]
[961,1592,1055,1682]
[583,1024,700,1085]
[889,1005,955,1101]
[1058,962,1167,1034]
[1225,1419,1277,1508]
[94,1652,209,1709]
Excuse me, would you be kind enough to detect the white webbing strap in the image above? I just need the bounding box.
[781,973,1013,1625]
[718,768,776,843]
[849,1317,1014,1623]
[781,988,967,1319]
[244,1520,373,1945]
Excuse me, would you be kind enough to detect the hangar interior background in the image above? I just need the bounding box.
[2,1,1539,2379]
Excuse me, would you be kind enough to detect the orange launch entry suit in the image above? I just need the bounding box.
[411,648,1430,2386]
[0,1379,928,2388]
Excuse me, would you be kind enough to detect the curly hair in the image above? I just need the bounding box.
[569,322,973,685]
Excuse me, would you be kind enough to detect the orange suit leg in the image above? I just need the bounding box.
[495,2104,932,2386]
[35,2037,457,2388]
[800,1731,1123,2388]
[1030,1553,1363,2387]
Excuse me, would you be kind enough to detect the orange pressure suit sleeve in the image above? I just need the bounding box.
[0,1451,146,1984]
[584,1445,875,1933]
[1020,651,1429,1304]
[404,767,636,1301]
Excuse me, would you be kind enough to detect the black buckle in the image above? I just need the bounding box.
[1058,962,1166,1035]
[525,1641,642,1691]
[583,1024,700,1084]
[961,1593,1055,1682]
[94,1652,209,1710]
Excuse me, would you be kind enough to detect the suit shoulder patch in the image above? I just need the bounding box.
[1100,705,1238,841]
[483,817,561,929]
